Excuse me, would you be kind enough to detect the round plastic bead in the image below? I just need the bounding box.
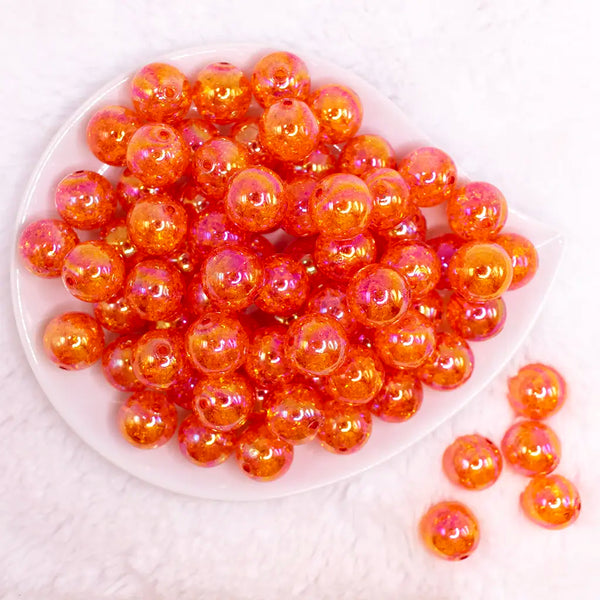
[501,420,561,477]
[309,84,362,144]
[378,208,427,246]
[318,401,372,454]
[306,285,357,335]
[177,117,217,153]
[178,413,236,467]
[86,105,142,167]
[230,117,270,165]
[314,232,377,282]
[448,242,513,302]
[280,176,318,237]
[102,336,145,392]
[167,243,197,275]
[187,205,247,258]
[283,236,320,283]
[43,312,104,370]
[184,272,214,317]
[369,370,423,422]
[418,332,474,390]
[167,370,201,410]
[115,169,166,212]
[278,145,337,181]
[55,170,117,230]
[427,233,463,290]
[245,326,294,387]
[94,295,146,334]
[397,147,457,207]
[133,329,187,390]
[412,290,444,326]
[18,218,79,278]
[363,167,412,231]
[118,390,177,449]
[251,51,310,107]
[176,181,211,219]
[445,293,507,341]
[442,434,503,490]
[419,501,479,561]
[520,474,581,529]
[100,218,140,265]
[495,233,539,290]
[338,134,396,177]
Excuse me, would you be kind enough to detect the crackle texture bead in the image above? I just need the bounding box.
[43,312,104,370]
[94,295,146,334]
[118,391,177,449]
[419,501,479,561]
[369,370,423,422]
[252,51,310,108]
[428,233,463,290]
[397,147,457,207]
[55,170,117,230]
[306,285,357,335]
[102,336,145,392]
[100,219,140,265]
[521,474,581,529]
[445,294,507,341]
[231,117,270,165]
[86,105,142,167]
[364,167,412,231]
[245,326,294,387]
[314,232,377,282]
[278,145,337,181]
[309,85,362,144]
[18,219,79,278]
[413,290,444,326]
[495,233,539,290]
[339,134,396,177]
[442,434,503,490]
[501,420,561,477]
[281,176,318,237]
[177,117,218,153]
[116,169,166,212]
[378,208,427,246]
[418,332,474,390]
[178,413,236,467]
[256,254,310,315]
[187,205,247,258]
[318,401,372,455]
[133,329,187,390]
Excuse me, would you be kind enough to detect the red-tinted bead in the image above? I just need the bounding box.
[306,285,357,335]
[339,134,396,177]
[364,167,412,231]
[133,329,187,390]
[187,205,247,259]
[412,290,444,326]
[314,232,377,282]
[230,117,270,166]
[168,370,201,410]
[178,413,236,467]
[115,169,166,212]
[378,208,427,246]
[318,401,372,454]
[177,117,217,153]
[309,85,362,144]
[94,295,146,334]
[445,293,507,341]
[495,233,539,290]
[245,326,294,387]
[521,474,581,529]
[418,332,474,390]
[176,181,212,219]
[427,233,463,290]
[281,176,319,237]
[247,234,276,260]
[278,144,337,180]
[102,335,145,392]
[184,272,214,317]
[369,370,423,422]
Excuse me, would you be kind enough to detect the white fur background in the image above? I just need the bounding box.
[1,1,599,598]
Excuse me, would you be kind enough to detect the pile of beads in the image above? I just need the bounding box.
[18,50,540,484]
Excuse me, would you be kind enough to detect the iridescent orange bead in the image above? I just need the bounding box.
[187,205,247,258]
[133,329,187,390]
[397,147,457,207]
[177,117,217,153]
[346,264,412,327]
[86,105,142,167]
[306,285,357,335]
[184,272,214,317]
[418,332,474,390]
[230,117,270,166]
[193,62,251,124]
[118,390,177,449]
[43,312,104,370]
[314,232,377,282]
[62,240,125,302]
[94,294,146,334]
[131,62,192,122]
[245,326,294,387]
[309,84,362,144]
[251,51,310,107]
[338,134,396,177]
[412,290,444,326]
[369,370,423,422]
[178,413,236,467]
[126,124,189,187]
[445,293,507,341]
[318,401,372,454]
[102,335,145,392]
[167,369,201,411]
[520,474,581,529]
[55,170,117,230]
[419,501,479,561]
[501,420,561,476]
[283,236,320,283]
[281,176,318,237]
[176,181,211,219]
[495,233,539,290]
[427,233,463,290]
[442,434,503,490]
[363,167,412,231]
[99,218,140,265]
[18,219,79,278]
[115,169,166,212]
[278,144,337,181]
[378,208,427,246]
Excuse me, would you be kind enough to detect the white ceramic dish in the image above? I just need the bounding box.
[11,44,564,501]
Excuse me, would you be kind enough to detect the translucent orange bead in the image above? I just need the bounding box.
[126,124,189,187]
[369,370,423,422]
[314,232,377,282]
[397,147,457,207]
[412,290,444,326]
[230,117,270,166]
[193,373,254,432]
[102,335,145,392]
[521,474,581,529]
[177,117,217,153]
[346,264,412,327]
[363,167,412,231]
[131,62,191,122]
[378,208,427,246]
[251,51,310,108]
[192,136,249,199]
[318,401,372,454]
[419,501,479,561]
[18,219,79,278]
[244,326,294,387]
[442,434,503,490]
[115,169,166,212]
[55,170,117,230]
[445,293,506,341]
[167,243,198,276]
[184,272,213,317]
[501,420,561,476]
[309,84,362,144]
[374,309,436,369]
[306,285,357,335]
[507,363,566,420]
[99,218,140,265]
[62,240,125,303]
[447,182,508,240]
[187,205,247,259]
[267,383,323,444]
[193,62,251,124]
[43,312,104,370]
[176,181,211,219]
[178,413,235,467]
[448,242,513,302]
[86,105,142,167]
[279,176,316,237]
[247,235,275,261]
[285,314,348,377]
[94,294,146,334]
[167,369,201,411]
[125,258,184,321]
[427,233,462,290]
[283,236,320,283]
[278,144,337,181]
[338,134,396,177]
[382,240,441,299]
[418,332,474,390]
[133,329,186,390]
[118,390,177,449]
[495,233,539,290]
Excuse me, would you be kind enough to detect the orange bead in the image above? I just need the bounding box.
[118,390,177,449]
[230,117,270,165]
[277,144,337,181]
[346,264,412,327]
[283,236,320,283]
[501,420,561,476]
[55,170,117,230]
[309,84,362,144]
[363,167,412,231]
[382,240,441,299]
[166,243,198,275]
[507,363,567,420]
[18,218,79,278]
[427,233,462,290]
[285,314,348,377]
[115,169,166,212]
[94,294,146,334]
[86,105,142,167]
[447,182,508,240]
[281,176,318,237]
[245,326,294,387]
[178,413,235,467]
[267,383,323,444]
[448,242,513,302]
[418,332,474,390]
[184,272,214,317]
[193,62,251,124]
[176,181,212,219]
[397,147,457,207]
[369,370,423,422]
[445,293,506,341]
[306,285,357,335]
[126,124,189,187]
[168,370,200,410]
[131,62,192,122]
[520,474,581,529]
[419,501,479,561]
[442,434,503,490]
[412,290,444,326]
[495,233,539,290]
[338,134,396,177]
[62,240,125,303]
[177,117,217,153]
[187,205,247,258]
[43,312,104,370]
[100,218,140,265]
[314,232,377,282]
[251,51,310,108]
[378,207,427,246]
[318,401,372,454]
[133,329,187,390]
[102,335,145,392]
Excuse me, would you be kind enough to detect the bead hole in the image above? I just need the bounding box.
[282,99,293,107]
[158,129,171,141]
